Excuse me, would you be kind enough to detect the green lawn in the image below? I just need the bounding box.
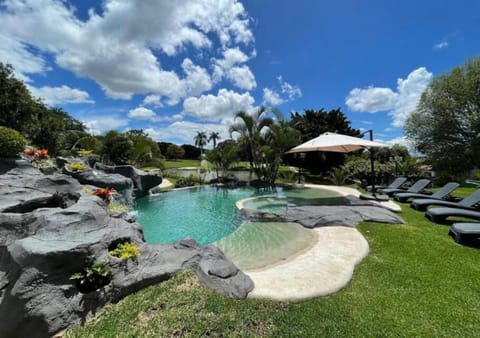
[67,188,480,337]
[163,159,202,169]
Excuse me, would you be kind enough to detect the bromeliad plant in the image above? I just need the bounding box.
[109,242,141,261]
[92,187,117,203]
[69,256,112,293]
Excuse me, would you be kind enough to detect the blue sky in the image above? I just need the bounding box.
[1,0,479,147]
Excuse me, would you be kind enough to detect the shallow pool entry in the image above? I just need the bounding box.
[135,186,346,245]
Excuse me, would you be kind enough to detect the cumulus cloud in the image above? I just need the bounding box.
[262,88,285,106]
[143,94,163,108]
[128,107,156,120]
[28,85,94,105]
[345,67,433,127]
[0,0,253,101]
[82,115,129,135]
[183,88,255,121]
[278,76,302,100]
[212,48,256,90]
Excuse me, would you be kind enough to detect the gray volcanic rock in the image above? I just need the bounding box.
[95,163,162,197]
[63,167,133,191]
[197,245,254,299]
[242,198,404,228]
[0,163,253,337]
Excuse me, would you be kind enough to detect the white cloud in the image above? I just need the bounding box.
[346,87,397,112]
[278,76,302,100]
[212,47,256,90]
[82,115,129,135]
[345,67,433,127]
[360,120,373,125]
[183,88,255,121]
[0,0,253,101]
[128,107,156,120]
[144,121,230,145]
[28,85,94,105]
[143,94,163,108]
[434,41,449,50]
[262,88,285,106]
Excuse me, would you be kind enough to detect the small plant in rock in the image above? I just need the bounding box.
[69,256,112,293]
[78,149,93,156]
[23,148,36,157]
[109,242,141,261]
[31,160,55,169]
[92,187,117,203]
[107,200,130,214]
[66,162,86,171]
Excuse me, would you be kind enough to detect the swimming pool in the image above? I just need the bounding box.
[135,186,347,245]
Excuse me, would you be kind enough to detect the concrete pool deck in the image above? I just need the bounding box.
[239,184,400,301]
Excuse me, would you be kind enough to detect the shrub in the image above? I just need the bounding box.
[0,126,27,157]
[175,175,197,188]
[78,150,93,156]
[326,166,350,186]
[31,160,55,169]
[69,256,112,293]
[109,242,141,261]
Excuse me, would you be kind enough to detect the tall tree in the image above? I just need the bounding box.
[208,131,221,149]
[405,57,480,180]
[194,131,208,156]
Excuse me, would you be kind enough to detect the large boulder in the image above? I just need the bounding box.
[63,167,133,192]
[95,163,162,197]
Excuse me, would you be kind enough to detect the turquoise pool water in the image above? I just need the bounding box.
[135,186,347,245]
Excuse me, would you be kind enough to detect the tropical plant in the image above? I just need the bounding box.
[69,256,112,293]
[31,160,55,169]
[326,166,351,185]
[109,242,141,261]
[174,175,197,188]
[66,162,86,171]
[126,129,162,166]
[229,107,277,178]
[35,149,49,160]
[206,140,239,178]
[102,131,134,165]
[107,200,130,214]
[92,187,117,203]
[208,131,221,149]
[194,131,208,156]
[405,56,480,180]
[78,150,93,156]
[0,126,27,157]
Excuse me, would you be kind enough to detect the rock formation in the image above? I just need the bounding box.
[0,160,253,338]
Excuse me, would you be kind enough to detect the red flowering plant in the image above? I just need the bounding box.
[92,187,117,203]
[35,149,49,160]
[23,148,36,157]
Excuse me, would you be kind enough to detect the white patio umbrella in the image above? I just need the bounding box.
[286,131,389,200]
[286,132,387,154]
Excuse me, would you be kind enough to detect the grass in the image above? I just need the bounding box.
[66,188,480,337]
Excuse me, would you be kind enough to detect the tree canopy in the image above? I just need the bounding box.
[404,57,480,179]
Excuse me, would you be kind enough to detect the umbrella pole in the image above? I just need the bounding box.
[367,130,377,196]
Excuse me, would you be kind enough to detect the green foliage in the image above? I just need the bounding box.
[31,160,55,169]
[66,162,86,171]
[174,175,197,188]
[69,256,112,293]
[405,56,480,179]
[166,144,185,160]
[0,126,27,157]
[208,131,221,148]
[126,129,161,166]
[326,166,351,185]
[206,140,239,177]
[344,157,395,185]
[102,131,134,165]
[109,242,141,261]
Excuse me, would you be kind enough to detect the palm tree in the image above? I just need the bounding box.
[208,131,221,149]
[229,106,279,177]
[194,131,208,156]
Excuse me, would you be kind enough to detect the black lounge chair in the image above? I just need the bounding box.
[410,189,480,212]
[394,182,459,203]
[449,223,480,246]
[366,176,407,192]
[425,207,480,224]
[381,178,431,197]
